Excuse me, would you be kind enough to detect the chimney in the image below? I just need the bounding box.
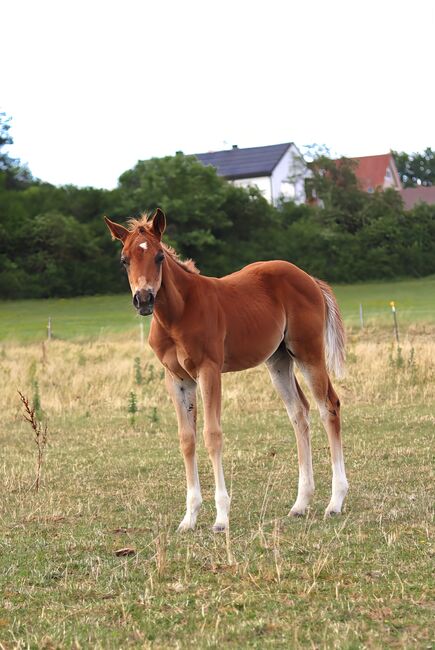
[232,144,238,150]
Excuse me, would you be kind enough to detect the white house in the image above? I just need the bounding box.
[195,142,307,205]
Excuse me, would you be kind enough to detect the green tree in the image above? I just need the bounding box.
[115,153,231,269]
[393,148,435,187]
[0,111,33,189]
[305,155,369,234]
[0,112,13,165]
[114,153,281,276]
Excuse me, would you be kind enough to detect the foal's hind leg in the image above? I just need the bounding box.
[165,370,202,531]
[299,364,348,516]
[266,347,314,516]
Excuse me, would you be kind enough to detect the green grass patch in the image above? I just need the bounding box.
[0,276,434,343]
[334,275,435,327]
[0,294,143,342]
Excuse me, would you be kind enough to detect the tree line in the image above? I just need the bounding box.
[0,112,434,299]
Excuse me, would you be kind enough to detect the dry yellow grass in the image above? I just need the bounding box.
[3,329,434,415]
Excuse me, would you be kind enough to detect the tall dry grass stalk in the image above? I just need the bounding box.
[154,531,167,578]
[17,390,48,491]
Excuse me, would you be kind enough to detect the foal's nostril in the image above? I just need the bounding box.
[133,292,141,309]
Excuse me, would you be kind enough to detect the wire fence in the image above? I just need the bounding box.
[3,304,434,346]
[342,306,435,324]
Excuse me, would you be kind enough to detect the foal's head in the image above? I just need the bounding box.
[105,209,166,316]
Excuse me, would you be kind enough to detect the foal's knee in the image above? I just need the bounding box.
[203,428,223,456]
[179,430,195,457]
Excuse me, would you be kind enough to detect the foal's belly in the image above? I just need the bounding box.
[221,313,284,373]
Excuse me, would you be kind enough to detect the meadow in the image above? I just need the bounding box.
[0,278,434,648]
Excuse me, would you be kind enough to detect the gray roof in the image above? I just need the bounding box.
[195,142,293,180]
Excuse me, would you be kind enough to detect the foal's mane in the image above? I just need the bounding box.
[127,214,200,275]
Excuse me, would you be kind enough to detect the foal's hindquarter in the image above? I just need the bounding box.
[150,257,348,531]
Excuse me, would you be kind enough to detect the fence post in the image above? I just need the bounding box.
[359,303,364,329]
[390,301,399,344]
[47,316,52,341]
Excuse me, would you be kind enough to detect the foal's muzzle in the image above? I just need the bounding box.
[133,289,155,316]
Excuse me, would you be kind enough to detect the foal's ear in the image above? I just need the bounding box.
[104,217,129,242]
[150,208,166,239]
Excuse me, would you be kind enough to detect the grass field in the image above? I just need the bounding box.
[0,275,434,343]
[1,280,434,648]
[0,294,137,343]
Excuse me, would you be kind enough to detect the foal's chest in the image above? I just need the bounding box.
[156,339,199,380]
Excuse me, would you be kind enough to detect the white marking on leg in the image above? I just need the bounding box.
[178,457,202,532]
[325,448,348,516]
[211,451,230,531]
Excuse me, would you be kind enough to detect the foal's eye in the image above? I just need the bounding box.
[120,255,129,270]
[155,250,164,264]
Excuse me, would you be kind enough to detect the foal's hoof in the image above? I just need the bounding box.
[212,523,227,533]
[177,520,195,533]
[324,508,341,518]
[289,510,305,518]
[289,503,308,517]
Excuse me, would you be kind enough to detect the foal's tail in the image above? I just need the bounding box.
[314,279,346,379]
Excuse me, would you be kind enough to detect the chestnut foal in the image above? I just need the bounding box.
[105,209,348,531]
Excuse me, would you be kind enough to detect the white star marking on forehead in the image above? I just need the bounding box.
[139,242,148,250]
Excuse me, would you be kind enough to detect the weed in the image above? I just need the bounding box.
[145,363,156,384]
[128,390,138,425]
[407,346,416,370]
[32,379,43,421]
[389,344,404,369]
[134,356,143,385]
[28,358,37,383]
[148,406,159,425]
[17,390,48,492]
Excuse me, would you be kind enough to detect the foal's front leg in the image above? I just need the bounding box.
[165,370,202,531]
[198,364,230,532]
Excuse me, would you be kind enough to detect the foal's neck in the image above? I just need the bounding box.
[153,253,195,329]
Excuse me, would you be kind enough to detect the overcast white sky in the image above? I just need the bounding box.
[2,0,434,188]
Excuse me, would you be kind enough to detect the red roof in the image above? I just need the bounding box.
[400,186,435,210]
[350,153,401,192]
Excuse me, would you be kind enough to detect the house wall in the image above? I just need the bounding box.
[231,145,307,205]
[270,144,306,205]
[383,160,402,190]
[231,176,272,203]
